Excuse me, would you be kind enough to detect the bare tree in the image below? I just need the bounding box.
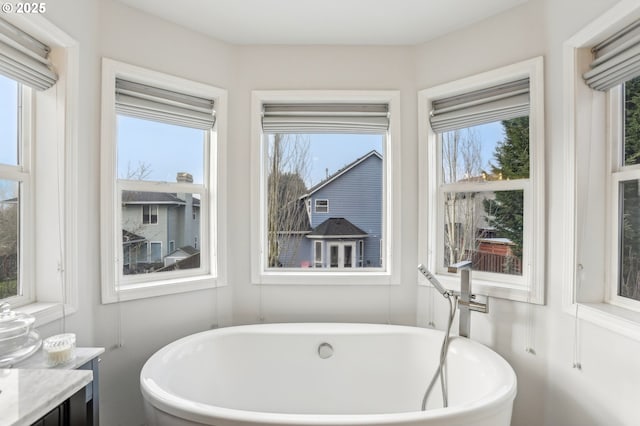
[441,128,482,266]
[267,134,311,267]
[123,160,152,181]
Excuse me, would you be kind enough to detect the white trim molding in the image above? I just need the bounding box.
[100,58,228,303]
[2,15,81,326]
[563,0,640,341]
[250,90,402,285]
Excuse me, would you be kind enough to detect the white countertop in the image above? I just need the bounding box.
[0,368,92,426]
[13,347,104,370]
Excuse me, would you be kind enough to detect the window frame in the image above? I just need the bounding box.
[250,90,401,285]
[418,57,545,303]
[313,240,323,268]
[608,85,640,311]
[100,58,228,303]
[1,15,80,326]
[314,199,329,213]
[142,204,159,225]
[564,1,640,341]
[0,82,33,308]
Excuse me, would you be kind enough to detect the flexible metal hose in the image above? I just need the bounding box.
[421,293,458,411]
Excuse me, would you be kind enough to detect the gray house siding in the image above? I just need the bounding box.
[277,235,312,267]
[309,154,382,267]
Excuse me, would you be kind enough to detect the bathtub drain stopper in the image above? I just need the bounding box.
[318,342,333,359]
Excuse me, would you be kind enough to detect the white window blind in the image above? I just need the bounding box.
[429,78,530,133]
[115,78,216,130]
[0,17,57,90]
[262,103,389,134]
[583,20,640,91]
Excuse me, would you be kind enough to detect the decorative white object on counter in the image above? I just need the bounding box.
[0,302,42,367]
[43,333,76,367]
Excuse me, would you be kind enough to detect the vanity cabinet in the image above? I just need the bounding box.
[7,347,105,426]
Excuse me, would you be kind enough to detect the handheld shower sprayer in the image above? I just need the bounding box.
[417,264,450,297]
[418,263,457,410]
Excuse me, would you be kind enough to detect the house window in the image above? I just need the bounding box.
[101,59,227,303]
[169,240,175,253]
[142,205,158,224]
[149,241,162,263]
[314,199,329,213]
[565,7,640,341]
[251,91,401,285]
[419,57,545,303]
[0,16,79,324]
[314,241,323,268]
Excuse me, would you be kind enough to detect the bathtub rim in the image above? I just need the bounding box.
[140,323,517,426]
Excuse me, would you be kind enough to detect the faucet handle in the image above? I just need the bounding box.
[448,260,473,273]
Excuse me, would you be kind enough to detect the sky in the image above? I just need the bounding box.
[0,75,18,200]
[116,117,506,190]
[1,73,507,196]
[299,134,382,186]
[0,76,18,167]
[117,116,205,184]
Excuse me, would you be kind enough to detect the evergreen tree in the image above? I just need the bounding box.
[621,77,640,299]
[625,76,640,165]
[482,117,528,258]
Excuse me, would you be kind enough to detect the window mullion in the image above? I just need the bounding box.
[440,179,529,193]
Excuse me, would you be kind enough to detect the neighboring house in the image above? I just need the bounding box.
[277,150,383,269]
[163,245,199,267]
[121,173,200,274]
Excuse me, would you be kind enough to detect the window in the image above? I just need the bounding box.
[611,77,640,306]
[0,16,79,324]
[565,7,640,340]
[142,205,158,224]
[251,91,401,285]
[314,241,323,268]
[418,57,545,303]
[0,78,25,302]
[101,59,227,302]
[314,199,329,213]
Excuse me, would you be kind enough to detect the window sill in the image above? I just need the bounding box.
[254,270,398,286]
[568,302,640,342]
[418,273,543,304]
[102,275,225,304]
[15,302,78,328]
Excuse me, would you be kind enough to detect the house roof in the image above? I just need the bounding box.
[478,237,514,245]
[307,217,368,239]
[122,229,146,244]
[167,245,199,256]
[300,150,382,199]
[122,191,201,206]
[155,252,201,272]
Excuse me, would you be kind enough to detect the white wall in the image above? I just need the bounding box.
[229,44,418,325]
[416,1,640,426]
[32,0,640,425]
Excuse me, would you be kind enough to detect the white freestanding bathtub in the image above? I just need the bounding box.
[141,323,517,426]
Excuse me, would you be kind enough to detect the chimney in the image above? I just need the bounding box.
[176,172,193,183]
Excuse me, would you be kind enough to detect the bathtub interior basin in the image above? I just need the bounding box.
[141,323,517,426]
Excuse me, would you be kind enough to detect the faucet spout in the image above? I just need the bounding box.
[447,260,472,273]
[454,263,473,338]
[447,260,489,338]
